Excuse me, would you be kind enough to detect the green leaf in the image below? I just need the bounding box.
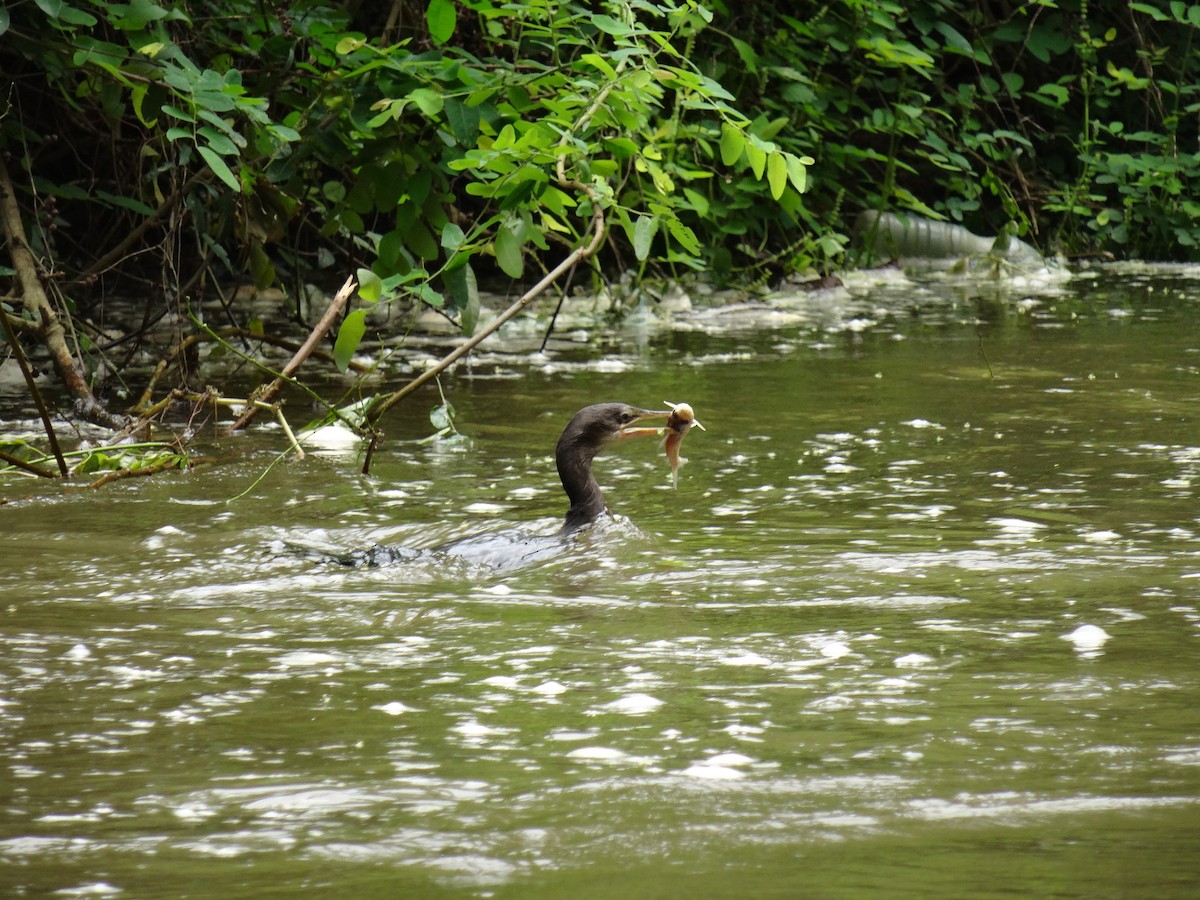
[426,0,456,45]
[268,124,301,143]
[581,52,617,79]
[356,267,382,303]
[934,22,975,57]
[444,98,480,145]
[1130,2,1168,20]
[592,14,634,36]
[495,222,524,279]
[199,126,238,156]
[95,190,155,216]
[131,84,157,127]
[444,262,480,334]
[1024,25,1070,63]
[249,242,275,289]
[441,222,465,252]
[197,145,240,191]
[416,283,444,308]
[333,309,367,373]
[493,124,516,151]
[377,230,407,271]
[632,214,658,261]
[665,216,701,256]
[745,143,767,180]
[766,151,787,200]
[116,0,171,29]
[731,37,758,74]
[35,0,98,26]
[429,402,454,431]
[683,188,709,217]
[1034,83,1070,107]
[409,88,443,117]
[784,153,809,194]
[719,123,745,166]
[405,222,439,260]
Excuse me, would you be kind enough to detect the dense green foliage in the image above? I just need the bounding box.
[0,0,805,340]
[1,0,1199,440]
[710,0,1200,264]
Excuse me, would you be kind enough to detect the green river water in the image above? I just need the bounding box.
[2,264,1199,897]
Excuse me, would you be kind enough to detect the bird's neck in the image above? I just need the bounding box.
[557,442,605,532]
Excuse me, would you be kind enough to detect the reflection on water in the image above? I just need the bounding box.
[2,265,1200,896]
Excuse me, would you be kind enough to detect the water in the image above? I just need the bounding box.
[3,264,1200,897]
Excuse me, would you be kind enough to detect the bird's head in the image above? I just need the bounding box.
[555,401,704,532]
[562,402,674,454]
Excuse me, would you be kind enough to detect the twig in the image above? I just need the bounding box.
[539,256,580,352]
[275,405,305,459]
[66,456,214,492]
[0,449,57,478]
[227,274,357,432]
[64,173,201,290]
[0,296,69,475]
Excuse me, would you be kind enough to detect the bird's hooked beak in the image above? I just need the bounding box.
[616,408,673,440]
[617,401,705,440]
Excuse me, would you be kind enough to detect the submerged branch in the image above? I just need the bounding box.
[0,449,58,478]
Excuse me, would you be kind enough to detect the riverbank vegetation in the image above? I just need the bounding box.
[2,0,1198,478]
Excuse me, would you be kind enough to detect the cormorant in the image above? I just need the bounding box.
[556,402,682,533]
[346,401,702,570]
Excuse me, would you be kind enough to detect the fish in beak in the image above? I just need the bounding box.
[615,401,704,487]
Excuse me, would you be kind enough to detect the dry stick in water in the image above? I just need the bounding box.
[227,274,357,433]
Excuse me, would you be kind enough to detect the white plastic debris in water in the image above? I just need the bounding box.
[372,701,417,716]
[462,502,508,515]
[531,680,568,697]
[705,752,755,768]
[1064,624,1111,651]
[566,746,628,761]
[480,675,520,689]
[819,642,853,659]
[452,720,506,738]
[718,652,772,667]
[298,423,363,454]
[895,653,934,668]
[682,763,745,780]
[991,517,1046,535]
[52,882,122,896]
[277,650,340,667]
[64,643,91,660]
[601,693,663,714]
